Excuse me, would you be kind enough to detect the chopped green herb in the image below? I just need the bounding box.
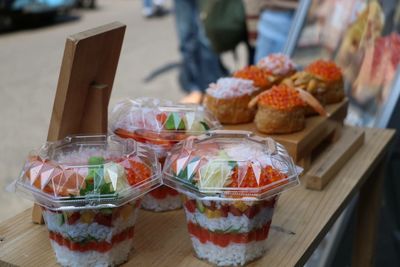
[100,208,113,215]
[88,156,105,165]
[99,182,114,195]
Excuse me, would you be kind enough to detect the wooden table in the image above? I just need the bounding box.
[0,127,394,267]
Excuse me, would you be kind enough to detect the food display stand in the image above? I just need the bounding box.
[0,21,396,267]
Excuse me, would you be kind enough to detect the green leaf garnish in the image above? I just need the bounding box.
[199,121,210,130]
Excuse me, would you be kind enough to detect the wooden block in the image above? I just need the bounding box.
[47,22,125,141]
[31,205,43,225]
[298,156,312,171]
[305,127,365,190]
[32,22,126,224]
[225,99,348,162]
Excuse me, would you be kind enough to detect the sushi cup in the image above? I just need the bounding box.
[43,200,140,267]
[182,195,277,266]
[110,97,221,212]
[11,135,162,267]
[163,130,300,266]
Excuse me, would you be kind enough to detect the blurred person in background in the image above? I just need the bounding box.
[174,0,226,103]
[243,0,298,62]
[142,0,167,18]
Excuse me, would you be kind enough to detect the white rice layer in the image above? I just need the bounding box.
[184,206,274,233]
[141,193,182,211]
[191,237,267,266]
[50,237,133,267]
[43,208,139,243]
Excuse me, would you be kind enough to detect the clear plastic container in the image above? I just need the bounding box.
[109,97,221,212]
[12,135,162,267]
[163,130,300,266]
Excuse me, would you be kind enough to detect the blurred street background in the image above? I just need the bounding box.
[0,0,245,222]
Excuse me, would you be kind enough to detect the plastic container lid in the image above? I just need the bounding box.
[109,98,222,145]
[12,135,162,210]
[163,130,300,201]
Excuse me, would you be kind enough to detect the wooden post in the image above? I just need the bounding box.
[32,22,126,224]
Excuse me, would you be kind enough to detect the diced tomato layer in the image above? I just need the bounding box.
[94,213,113,227]
[149,186,180,199]
[184,199,197,213]
[187,221,271,247]
[48,226,135,253]
[183,198,276,219]
[67,212,81,225]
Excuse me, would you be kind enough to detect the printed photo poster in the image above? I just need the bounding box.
[292,0,400,126]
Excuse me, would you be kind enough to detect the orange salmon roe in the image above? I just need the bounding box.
[258,84,305,110]
[126,160,152,186]
[305,60,342,81]
[229,164,287,188]
[233,66,272,89]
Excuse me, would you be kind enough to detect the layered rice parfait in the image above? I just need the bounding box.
[110,97,221,212]
[163,131,299,266]
[13,135,161,267]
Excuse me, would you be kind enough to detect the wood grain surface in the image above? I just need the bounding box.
[0,127,394,267]
[224,100,348,162]
[305,127,365,190]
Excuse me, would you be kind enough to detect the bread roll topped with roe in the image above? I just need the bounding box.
[204,78,260,124]
[233,66,274,91]
[284,60,344,104]
[257,53,296,83]
[254,84,307,134]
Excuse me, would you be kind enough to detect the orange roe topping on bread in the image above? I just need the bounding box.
[233,66,272,89]
[305,60,342,81]
[258,84,306,110]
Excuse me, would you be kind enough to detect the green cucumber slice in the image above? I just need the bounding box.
[165,112,186,130]
[196,201,205,213]
[56,213,64,226]
[177,118,186,130]
[199,121,210,131]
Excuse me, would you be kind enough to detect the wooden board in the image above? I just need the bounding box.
[224,99,348,164]
[47,21,125,140]
[32,22,126,224]
[304,127,365,190]
[0,128,394,267]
